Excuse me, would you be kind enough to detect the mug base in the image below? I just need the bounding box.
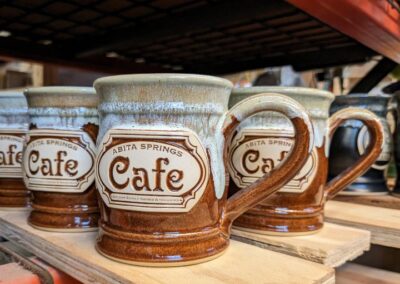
[233,225,323,236]
[233,210,324,235]
[96,221,229,266]
[0,179,30,208]
[96,244,226,267]
[28,209,99,232]
[28,222,98,232]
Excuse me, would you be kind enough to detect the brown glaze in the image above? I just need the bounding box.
[0,178,30,208]
[95,88,313,265]
[28,123,100,231]
[232,146,327,233]
[231,107,384,234]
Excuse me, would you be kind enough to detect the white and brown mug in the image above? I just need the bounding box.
[0,92,29,209]
[228,87,384,235]
[23,87,99,231]
[94,74,314,266]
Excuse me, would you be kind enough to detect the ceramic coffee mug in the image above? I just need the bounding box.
[23,87,99,231]
[228,87,384,235]
[329,94,392,195]
[94,74,314,266]
[0,92,30,209]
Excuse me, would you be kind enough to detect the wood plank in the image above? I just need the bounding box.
[325,201,400,249]
[336,263,400,284]
[232,222,370,267]
[334,194,400,210]
[0,210,334,284]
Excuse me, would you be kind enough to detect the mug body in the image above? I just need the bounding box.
[392,92,400,196]
[228,87,333,235]
[329,94,392,195]
[23,87,99,231]
[0,92,30,209]
[95,74,233,265]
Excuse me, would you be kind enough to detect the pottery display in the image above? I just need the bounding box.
[228,87,384,235]
[0,92,30,209]
[329,94,392,195]
[94,74,314,266]
[23,87,99,231]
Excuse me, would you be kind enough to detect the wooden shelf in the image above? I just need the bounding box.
[0,210,334,284]
[336,263,400,284]
[325,201,400,249]
[232,223,370,267]
[334,194,400,210]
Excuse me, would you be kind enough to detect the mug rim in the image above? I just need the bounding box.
[233,86,335,100]
[24,86,96,97]
[334,93,392,99]
[94,73,233,89]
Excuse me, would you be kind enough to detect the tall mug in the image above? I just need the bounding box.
[94,74,314,266]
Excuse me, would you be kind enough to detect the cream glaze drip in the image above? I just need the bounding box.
[28,107,98,130]
[0,108,29,129]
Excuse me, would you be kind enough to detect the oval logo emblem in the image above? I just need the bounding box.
[23,129,96,193]
[229,129,317,193]
[95,128,210,213]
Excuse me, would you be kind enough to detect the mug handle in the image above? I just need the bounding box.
[324,107,384,200]
[219,93,313,233]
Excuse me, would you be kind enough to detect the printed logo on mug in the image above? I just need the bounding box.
[96,129,209,212]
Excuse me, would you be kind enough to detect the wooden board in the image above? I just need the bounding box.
[325,201,400,249]
[336,263,400,284]
[232,222,370,267]
[334,194,400,210]
[0,210,334,284]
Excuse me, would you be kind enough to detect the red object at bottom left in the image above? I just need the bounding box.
[0,257,81,284]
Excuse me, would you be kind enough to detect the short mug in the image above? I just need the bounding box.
[228,87,384,235]
[23,87,99,231]
[94,74,313,265]
[0,92,29,209]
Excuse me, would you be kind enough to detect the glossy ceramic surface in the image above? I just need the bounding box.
[229,87,384,235]
[23,87,99,231]
[329,94,392,195]
[94,74,314,265]
[0,92,30,209]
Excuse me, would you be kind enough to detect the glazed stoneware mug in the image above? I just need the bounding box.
[94,74,314,266]
[0,92,30,209]
[228,87,384,235]
[23,87,99,231]
[329,94,392,195]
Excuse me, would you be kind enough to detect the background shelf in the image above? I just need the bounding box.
[232,222,370,267]
[325,201,400,249]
